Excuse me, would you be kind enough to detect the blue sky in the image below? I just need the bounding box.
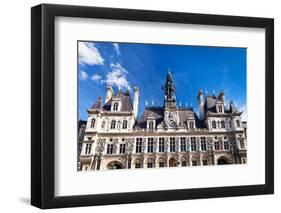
[78,41,247,121]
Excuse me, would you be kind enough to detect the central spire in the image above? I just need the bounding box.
[164,69,177,108]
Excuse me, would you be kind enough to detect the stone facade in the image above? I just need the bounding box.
[79,71,247,171]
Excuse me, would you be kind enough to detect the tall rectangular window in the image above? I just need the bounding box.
[136,138,142,153]
[180,137,186,152]
[85,144,88,154]
[170,137,176,152]
[122,120,128,129]
[201,137,207,151]
[87,144,92,154]
[119,144,126,154]
[191,137,196,151]
[159,138,165,152]
[90,119,95,128]
[147,138,154,153]
[85,143,92,154]
[236,120,241,127]
[107,144,114,154]
[214,141,220,150]
[224,141,229,150]
[189,121,194,129]
[240,139,245,149]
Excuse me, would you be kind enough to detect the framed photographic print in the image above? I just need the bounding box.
[31,3,274,209]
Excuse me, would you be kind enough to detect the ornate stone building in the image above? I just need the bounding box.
[79,71,247,171]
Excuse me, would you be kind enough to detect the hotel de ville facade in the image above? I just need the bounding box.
[78,71,247,171]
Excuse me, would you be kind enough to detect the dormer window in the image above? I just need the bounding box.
[113,102,119,111]
[189,121,195,129]
[90,119,95,128]
[148,121,154,130]
[217,105,224,113]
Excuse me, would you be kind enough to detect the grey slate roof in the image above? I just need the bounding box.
[135,107,164,129]
[102,91,133,112]
[91,96,102,109]
[203,95,240,114]
[204,95,223,113]
[134,107,204,129]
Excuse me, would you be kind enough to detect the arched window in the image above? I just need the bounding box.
[236,119,240,127]
[169,158,177,167]
[218,105,223,113]
[192,160,198,166]
[212,120,216,129]
[147,159,153,168]
[181,158,187,167]
[110,120,116,129]
[159,158,165,167]
[221,120,225,128]
[113,102,119,111]
[148,121,154,130]
[202,159,208,166]
[90,119,95,128]
[122,120,127,129]
[135,159,142,168]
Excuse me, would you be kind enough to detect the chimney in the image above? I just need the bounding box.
[218,91,225,106]
[197,89,204,118]
[133,87,139,118]
[105,86,114,103]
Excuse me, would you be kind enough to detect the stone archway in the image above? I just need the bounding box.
[169,158,177,167]
[217,156,229,165]
[107,161,124,170]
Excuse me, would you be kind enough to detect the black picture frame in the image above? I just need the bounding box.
[31,3,274,209]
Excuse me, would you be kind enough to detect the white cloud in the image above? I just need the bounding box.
[91,73,102,82]
[78,42,104,65]
[79,70,88,80]
[104,63,130,90]
[113,43,121,55]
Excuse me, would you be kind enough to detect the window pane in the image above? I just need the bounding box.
[170,137,175,152]
[159,138,164,152]
[147,138,154,153]
[191,137,196,151]
[136,138,142,153]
